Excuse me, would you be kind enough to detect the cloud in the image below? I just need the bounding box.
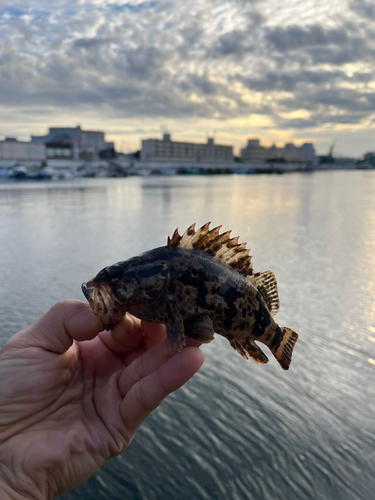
[264,24,350,51]
[239,68,373,93]
[0,6,25,20]
[1,0,375,156]
[349,0,375,19]
[73,37,115,49]
[212,29,252,57]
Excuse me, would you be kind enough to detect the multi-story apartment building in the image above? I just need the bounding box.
[240,139,315,163]
[0,137,46,161]
[141,134,233,163]
[239,139,270,161]
[31,126,114,160]
[299,143,315,162]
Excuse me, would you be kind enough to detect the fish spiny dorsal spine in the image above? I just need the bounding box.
[167,222,254,277]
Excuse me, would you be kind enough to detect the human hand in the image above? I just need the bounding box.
[0,300,204,499]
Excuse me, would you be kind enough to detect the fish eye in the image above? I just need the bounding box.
[106,266,122,282]
[96,268,107,279]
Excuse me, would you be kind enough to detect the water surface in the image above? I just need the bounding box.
[0,172,374,499]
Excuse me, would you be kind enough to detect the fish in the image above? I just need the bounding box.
[82,222,298,370]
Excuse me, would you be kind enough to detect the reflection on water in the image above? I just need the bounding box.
[0,172,374,500]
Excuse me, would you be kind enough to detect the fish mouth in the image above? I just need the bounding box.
[81,281,96,304]
[81,280,117,329]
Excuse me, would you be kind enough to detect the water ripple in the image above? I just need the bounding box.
[0,174,373,499]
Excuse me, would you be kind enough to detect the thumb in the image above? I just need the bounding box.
[6,300,104,353]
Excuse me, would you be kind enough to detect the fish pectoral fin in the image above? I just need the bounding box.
[230,338,269,364]
[148,268,172,316]
[184,316,215,343]
[165,301,186,351]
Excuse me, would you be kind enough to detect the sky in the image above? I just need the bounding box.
[0,0,375,157]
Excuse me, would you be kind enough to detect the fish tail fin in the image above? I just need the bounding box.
[230,339,269,365]
[271,326,298,370]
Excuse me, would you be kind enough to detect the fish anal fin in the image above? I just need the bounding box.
[249,271,279,316]
[167,222,253,277]
[184,316,215,343]
[165,301,185,351]
[230,339,269,364]
[271,326,298,370]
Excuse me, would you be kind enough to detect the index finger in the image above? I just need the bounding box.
[110,319,167,365]
[99,315,167,359]
[98,314,145,355]
[141,320,167,349]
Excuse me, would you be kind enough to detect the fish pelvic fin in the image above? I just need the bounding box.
[167,222,253,277]
[271,326,298,370]
[230,339,269,365]
[165,300,186,351]
[184,316,215,343]
[249,271,280,317]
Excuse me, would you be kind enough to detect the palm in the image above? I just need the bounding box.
[0,301,203,499]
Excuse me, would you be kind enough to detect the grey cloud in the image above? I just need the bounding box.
[212,29,252,57]
[272,86,375,130]
[0,42,250,122]
[177,22,205,54]
[262,21,375,67]
[206,9,264,59]
[274,112,367,130]
[121,45,167,78]
[73,37,115,49]
[240,72,296,92]
[349,0,375,19]
[309,88,375,113]
[238,69,373,93]
[1,0,375,134]
[306,39,369,65]
[265,24,349,51]
[178,74,219,95]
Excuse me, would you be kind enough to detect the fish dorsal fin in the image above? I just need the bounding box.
[249,271,279,316]
[167,222,253,277]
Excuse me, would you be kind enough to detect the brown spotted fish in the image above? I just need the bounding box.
[82,223,298,370]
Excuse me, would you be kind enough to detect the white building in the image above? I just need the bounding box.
[0,137,46,161]
[31,126,114,160]
[141,134,233,163]
[240,139,270,161]
[282,143,305,162]
[240,138,315,163]
[300,143,315,162]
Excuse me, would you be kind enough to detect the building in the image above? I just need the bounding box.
[0,137,46,161]
[282,143,304,162]
[31,126,114,160]
[300,143,315,162]
[240,139,270,162]
[141,133,233,163]
[45,142,73,160]
[240,138,315,163]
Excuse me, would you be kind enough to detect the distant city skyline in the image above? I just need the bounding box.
[1,0,375,157]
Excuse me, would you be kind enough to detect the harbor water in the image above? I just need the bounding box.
[0,171,374,499]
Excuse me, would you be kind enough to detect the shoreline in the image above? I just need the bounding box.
[0,159,368,181]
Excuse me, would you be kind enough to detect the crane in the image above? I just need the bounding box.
[328,139,336,162]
